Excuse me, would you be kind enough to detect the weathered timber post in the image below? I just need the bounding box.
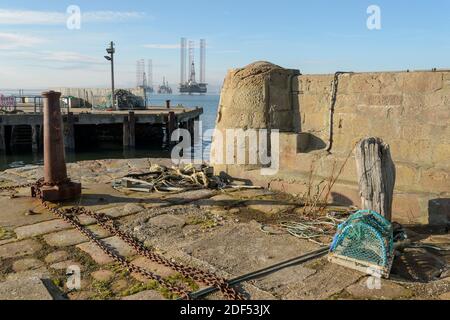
[128,111,136,148]
[34,91,81,201]
[63,112,75,150]
[9,126,16,149]
[166,111,176,146]
[0,125,5,151]
[123,115,130,148]
[355,137,396,221]
[31,125,40,152]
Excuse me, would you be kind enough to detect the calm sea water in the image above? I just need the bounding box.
[0,92,219,170]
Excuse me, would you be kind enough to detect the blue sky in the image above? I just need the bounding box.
[0,0,449,91]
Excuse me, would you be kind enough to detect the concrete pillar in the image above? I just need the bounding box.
[64,112,75,150]
[32,125,39,152]
[123,116,130,148]
[128,111,136,148]
[0,125,5,151]
[34,91,81,201]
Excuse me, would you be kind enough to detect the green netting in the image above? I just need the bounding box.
[329,210,394,269]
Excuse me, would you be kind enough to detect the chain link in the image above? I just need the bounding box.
[0,180,244,300]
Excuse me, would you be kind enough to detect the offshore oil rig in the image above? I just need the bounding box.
[136,59,154,94]
[179,38,207,94]
[157,77,173,94]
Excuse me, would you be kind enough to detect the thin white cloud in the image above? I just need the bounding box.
[0,49,101,64]
[83,11,145,22]
[0,9,144,25]
[143,44,180,49]
[41,51,101,64]
[0,32,45,49]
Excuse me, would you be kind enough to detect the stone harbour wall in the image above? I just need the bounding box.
[212,61,450,225]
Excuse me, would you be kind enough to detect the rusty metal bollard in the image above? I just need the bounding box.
[34,91,81,201]
[165,100,171,109]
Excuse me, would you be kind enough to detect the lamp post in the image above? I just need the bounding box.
[104,41,116,110]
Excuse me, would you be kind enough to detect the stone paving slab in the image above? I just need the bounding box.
[0,238,17,246]
[91,269,114,282]
[148,214,187,229]
[0,277,53,300]
[61,183,142,212]
[0,239,42,259]
[0,197,54,228]
[97,203,145,218]
[76,236,137,265]
[45,251,69,264]
[345,277,412,300]
[163,189,217,204]
[6,267,50,281]
[121,290,164,300]
[14,219,72,240]
[284,259,363,300]
[12,258,44,272]
[43,225,111,247]
[253,265,316,295]
[130,257,177,283]
[50,260,83,271]
[183,220,319,276]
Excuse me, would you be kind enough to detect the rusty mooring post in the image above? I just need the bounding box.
[166,100,171,109]
[35,91,81,201]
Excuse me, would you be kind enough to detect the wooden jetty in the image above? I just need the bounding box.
[0,106,202,152]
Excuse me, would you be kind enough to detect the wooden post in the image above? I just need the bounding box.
[123,115,130,148]
[0,125,5,151]
[188,118,195,146]
[355,137,396,221]
[63,113,75,150]
[9,125,16,149]
[32,125,39,152]
[128,111,136,148]
[166,111,176,146]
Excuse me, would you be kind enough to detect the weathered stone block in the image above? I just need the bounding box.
[76,236,136,265]
[14,219,72,240]
[346,278,412,299]
[12,258,44,272]
[45,251,69,264]
[43,225,110,247]
[367,94,403,106]
[395,163,420,190]
[298,75,333,94]
[122,290,164,300]
[0,239,42,259]
[403,72,443,93]
[391,193,426,224]
[418,167,450,193]
[0,277,54,300]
